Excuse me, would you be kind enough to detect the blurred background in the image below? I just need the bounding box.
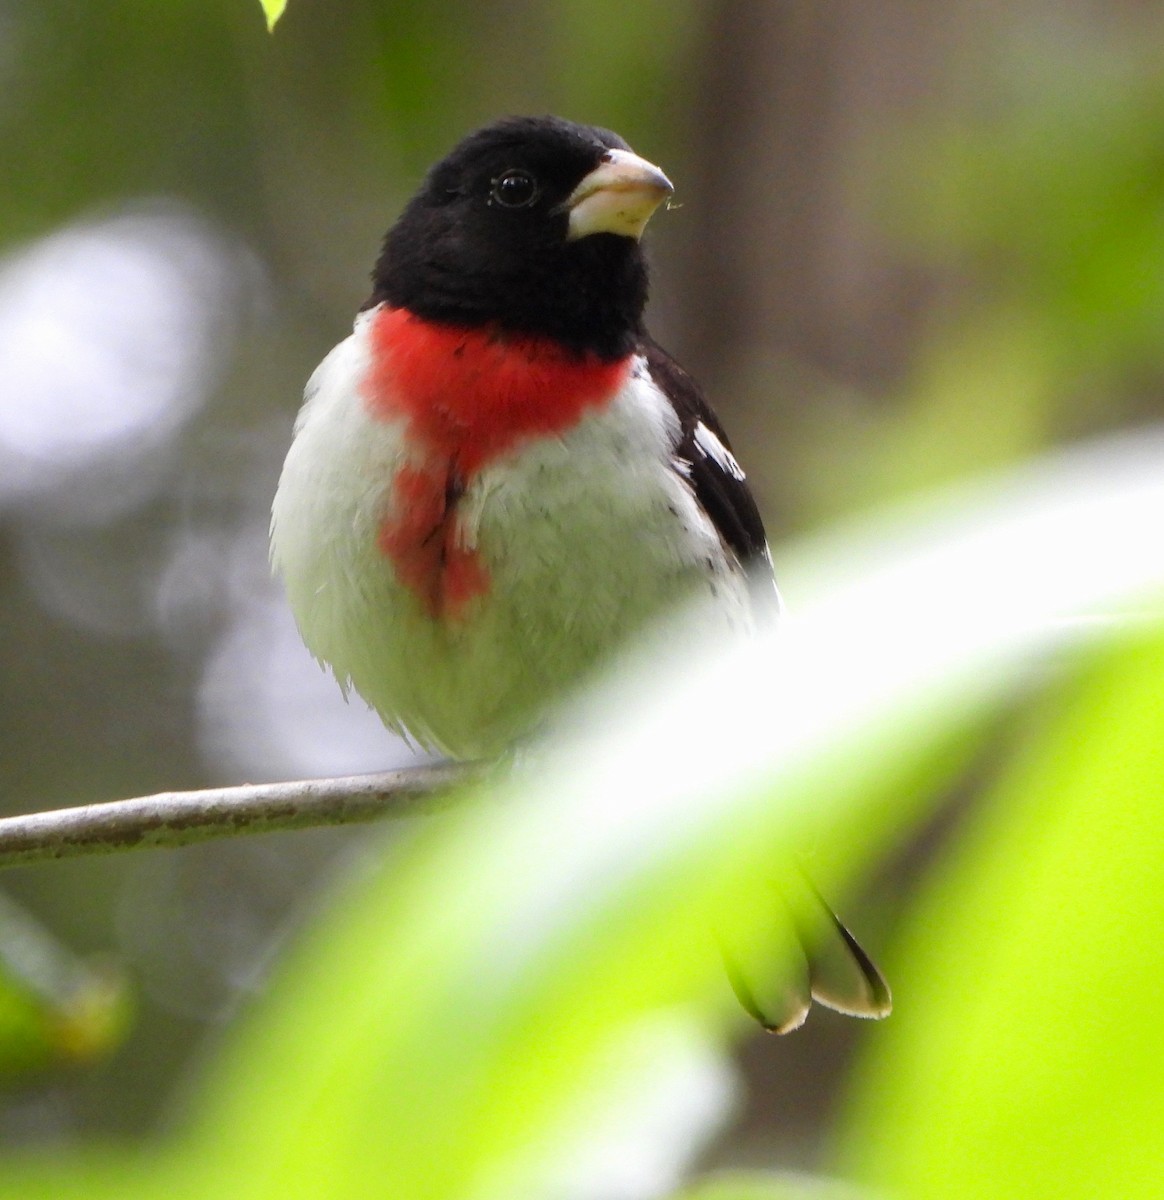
[1,0,1163,1176]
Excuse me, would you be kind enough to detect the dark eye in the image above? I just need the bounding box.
[490,169,539,208]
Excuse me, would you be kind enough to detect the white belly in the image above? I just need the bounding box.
[271,320,753,759]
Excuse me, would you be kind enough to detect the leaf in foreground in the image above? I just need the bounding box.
[0,431,1163,1198]
[839,627,1164,1199]
[259,0,286,32]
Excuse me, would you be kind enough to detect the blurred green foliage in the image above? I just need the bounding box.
[1,435,1162,1198]
[841,628,1164,1198]
[797,32,1164,522]
[675,1174,869,1200]
[260,0,286,31]
[0,895,129,1079]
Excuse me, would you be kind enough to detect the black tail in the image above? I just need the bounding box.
[718,882,891,1034]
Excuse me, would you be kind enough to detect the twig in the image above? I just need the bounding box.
[0,763,479,871]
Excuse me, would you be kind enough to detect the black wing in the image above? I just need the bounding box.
[640,338,776,590]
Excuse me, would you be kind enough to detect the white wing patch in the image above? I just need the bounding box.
[692,420,746,482]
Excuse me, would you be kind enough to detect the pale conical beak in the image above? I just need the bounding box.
[564,148,674,242]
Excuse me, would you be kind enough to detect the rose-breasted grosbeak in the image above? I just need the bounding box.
[271,115,889,1031]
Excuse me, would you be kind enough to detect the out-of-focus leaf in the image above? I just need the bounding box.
[837,626,1164,1199]
[675,1171,875,1200]
[173,432,1164,1200]
[259,0,286,31]
[0,1158,183,1200]
[1,432,1162,1197]
[0,892,131,1080]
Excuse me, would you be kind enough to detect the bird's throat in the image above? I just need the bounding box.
[363,306,631,472]
[364,306,631,621]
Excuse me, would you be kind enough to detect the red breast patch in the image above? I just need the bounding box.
[364,306,631,620]
[375,464,490,620]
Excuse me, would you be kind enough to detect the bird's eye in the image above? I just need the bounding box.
[490,170,539,208]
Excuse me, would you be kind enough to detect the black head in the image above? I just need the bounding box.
[367,116,673,361]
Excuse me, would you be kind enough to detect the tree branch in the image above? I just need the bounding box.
[0,763,479,871]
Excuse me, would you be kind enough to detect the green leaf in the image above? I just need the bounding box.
[259,0,286,32]
[178,433,1164,1200]
[0,892,130,1080]
[2,432,1164,1198]
[838,628,1164,1198]
[675,1172,876,1200]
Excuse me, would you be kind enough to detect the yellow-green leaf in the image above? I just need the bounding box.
[839,629,1164,1198]
[259,0,286,32]
[0,893,131,1080]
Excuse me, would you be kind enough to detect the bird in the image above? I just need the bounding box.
[270,114,890,1032]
